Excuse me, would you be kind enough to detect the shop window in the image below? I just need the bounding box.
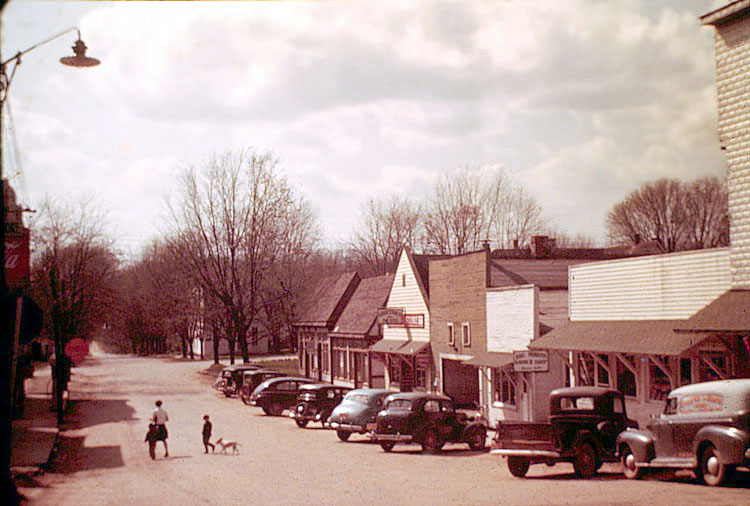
[389,360,401,384]
[680,358,692,386]
[493,368,515,407]
[321,343,329,374]
[616,355,637,398]
[462,323,471,347]
[416,367,427,388]
[447,323,455,346]
[596,354,610,386]
[699,351,730,382]
[648,357,671,402]
[578,353,595,386]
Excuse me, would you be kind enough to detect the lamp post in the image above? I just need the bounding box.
[1,27,99,502]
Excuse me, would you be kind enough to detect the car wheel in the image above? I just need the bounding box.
[380,441,395,452]
[620,445,642,480]
[336,430,351,442]
[421,428,443,453]
[507,457,530,478]
[261,406,271,415]
[698,445,727,486]
[573,442,598,479]
[269,402,283,416]
[295,419,308,428]
[468,428,486,451]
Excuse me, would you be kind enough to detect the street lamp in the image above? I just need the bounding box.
[1,27,99,502]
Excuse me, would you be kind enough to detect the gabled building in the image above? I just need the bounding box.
[370,248,442,392]
[294,272,360,382]
[328,273,394,388]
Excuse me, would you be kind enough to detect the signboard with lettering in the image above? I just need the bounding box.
[513,350,549,372]
[377,307,404,325]
[403,314,425,328]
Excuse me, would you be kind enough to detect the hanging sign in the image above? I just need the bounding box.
[513,350,549,372]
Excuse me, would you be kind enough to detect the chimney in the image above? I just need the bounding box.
[482,240,491,288]
[531,235,551,259]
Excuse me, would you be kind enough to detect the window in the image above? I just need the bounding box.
[560,396,594,411]
[680,358,692,386]
[663,397,677,416]
[415,367,427,388]
[698,351,731,382]
[462,322,471,347]
[447,323,455,346]
[613,396,624,414]
[596,355,610,386]
[402,274,406,287]
[493,368,515,407]
[616,354,637,398]
[648,356,671,402]
[424,400,440,413]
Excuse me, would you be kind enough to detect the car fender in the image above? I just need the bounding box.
[616,429,654,463]
[694,425,750,464]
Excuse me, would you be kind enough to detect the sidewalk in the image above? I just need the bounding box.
[10,363,59,476]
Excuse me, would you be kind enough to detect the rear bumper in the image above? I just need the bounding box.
[329,422,370,433]
[374,433,414,444]
[490,449,561,458]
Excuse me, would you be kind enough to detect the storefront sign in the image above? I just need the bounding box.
[513,350,548,372]
[5,229,30,288]
[403,314,424,328]
[377,307,404,325]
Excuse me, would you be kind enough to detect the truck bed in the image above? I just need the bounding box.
[493,421,556,452]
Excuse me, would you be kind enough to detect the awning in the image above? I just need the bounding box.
[530,320,710,356]
[369,339,430,356]
[675,290,750,333]
[464,353,513,369]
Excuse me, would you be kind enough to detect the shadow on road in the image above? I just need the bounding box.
[48,434,125,474]
[63,399,138,430]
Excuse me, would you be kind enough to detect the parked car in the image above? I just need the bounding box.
[248,376,315,416]
[328,389,396,441]
[373,392,487,453]
[617,378,750,486]
[289,383,351,428]
[239,370,286,405]
[218,363,264,397]
[491,387,637,479]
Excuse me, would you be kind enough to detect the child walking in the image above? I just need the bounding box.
[202,415,215,453]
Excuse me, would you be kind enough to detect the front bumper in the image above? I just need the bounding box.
[329,421,374,433]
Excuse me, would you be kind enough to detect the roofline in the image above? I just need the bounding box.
[403,247,430,307]
[701,0,750,26]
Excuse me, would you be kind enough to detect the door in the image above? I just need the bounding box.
[442,359,479,407]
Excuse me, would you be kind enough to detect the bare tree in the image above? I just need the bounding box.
[606,177,728,252]
[29,195,118,423]
[493,184,547,249]
[423,166,505,254]
[684,176,729,250]
[169,148,317,362]
[348,193,421,276]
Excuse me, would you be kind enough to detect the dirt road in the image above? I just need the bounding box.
[18,355,750,505]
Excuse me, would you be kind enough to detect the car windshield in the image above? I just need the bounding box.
[387,399,412,410]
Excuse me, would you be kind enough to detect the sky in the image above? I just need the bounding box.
[0,0,729,258]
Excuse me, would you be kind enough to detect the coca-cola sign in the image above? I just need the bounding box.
[5,228,30,288]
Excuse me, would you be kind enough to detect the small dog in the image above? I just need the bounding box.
[215,437,240,454]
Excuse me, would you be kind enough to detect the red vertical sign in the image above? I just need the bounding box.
[5,228,31,288]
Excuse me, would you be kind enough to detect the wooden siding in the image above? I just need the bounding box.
[569,248,731,320]
[383,251,430,341]
[486,285,538,353]
[538,290,569,332]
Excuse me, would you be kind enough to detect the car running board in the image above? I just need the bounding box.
[638,457,695,469]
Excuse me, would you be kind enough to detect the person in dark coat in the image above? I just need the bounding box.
[202,415,215,453]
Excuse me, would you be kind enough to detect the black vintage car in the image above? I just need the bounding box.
[239,370,286,405]
[217,363,263,397]
[491,387,637,479]
[373,392,487,453]
[289,383,351,428]
[249,376,315,416]
[617,379,750,486]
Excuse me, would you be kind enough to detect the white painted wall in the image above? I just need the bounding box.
[569,248,731,320]
[383,251,430,341]
[486,285,539,353]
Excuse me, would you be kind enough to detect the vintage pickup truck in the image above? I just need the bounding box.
[491,386,637,478]
[617,378,750,486]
